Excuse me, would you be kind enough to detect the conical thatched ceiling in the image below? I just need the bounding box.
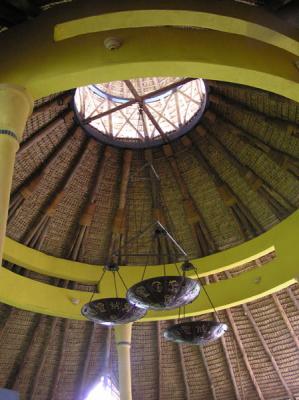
[0,1,299,399]
[0,78,298,400]
[7,79,299,263]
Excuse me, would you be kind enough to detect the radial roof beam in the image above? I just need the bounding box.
[18,109,74,156]
[199,345,217,400]
[182,133,263,238]
[156,321,162,400]
[226,309,265,399]
[272,293,299,350]
[68,145,112,260]
[203,276,241,400]
[162,143,215,256]
[32,91,73,117]
[178,344,191,400]
[208,109,299,177]
[223,270,295,399]
[200,123,295,217]
[108,149,132,262]
[209,92,299,136]
[20,132,90,249]
[243,303,295,399]
[213,273,264,399]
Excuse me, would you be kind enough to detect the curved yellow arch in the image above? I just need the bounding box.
[53,0,299,56]
[0,16,298,101]
[1,211,298,321]
[3,236,274,284]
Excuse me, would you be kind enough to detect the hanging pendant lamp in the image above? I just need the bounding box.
[164,320,228,345]
[127,275,200,311]
[126,224,200,310]
[164,264,228,344]
[81,263,147,326]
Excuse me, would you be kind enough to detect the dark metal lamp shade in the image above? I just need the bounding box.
[164,320,228,345]
[127,276,200,310]
[81,298,147,326]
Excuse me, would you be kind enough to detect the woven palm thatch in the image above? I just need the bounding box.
[0,78,298,400]
[0,0,299,398]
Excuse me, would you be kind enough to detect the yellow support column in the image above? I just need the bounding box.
[114,323,133,400]
[0,84,33,264]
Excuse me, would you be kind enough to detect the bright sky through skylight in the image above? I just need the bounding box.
[75,77,207,148]
[85,377,119,400]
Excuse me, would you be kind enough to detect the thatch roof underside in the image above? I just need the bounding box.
[0,78,298,400]
[0,282,298,400]
[7,80,299,263]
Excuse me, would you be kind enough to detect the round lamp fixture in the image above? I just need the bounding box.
[81,298,146,326]
[127,275,200,311]
[164,320,228,345]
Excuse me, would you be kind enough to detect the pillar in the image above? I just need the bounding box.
[0,84,33,264]
[114,323,133,400]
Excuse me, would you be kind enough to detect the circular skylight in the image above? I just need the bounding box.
[74,77,207,148]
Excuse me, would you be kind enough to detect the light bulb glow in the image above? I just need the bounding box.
[85,376,119,400]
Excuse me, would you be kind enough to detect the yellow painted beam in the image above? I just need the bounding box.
[1,211,299,321]
[53,0,299,57]
[0,85,33,265]
[0,18,298,102]
[3,236,274,284]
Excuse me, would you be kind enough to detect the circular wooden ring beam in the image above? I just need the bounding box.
[1,211,299,321]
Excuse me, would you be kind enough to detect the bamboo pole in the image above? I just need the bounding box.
[114,323,133,400]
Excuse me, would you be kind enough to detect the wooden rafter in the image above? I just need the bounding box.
[219,332,241,400]
[20,135,90,247]
[209,92,299,138]
[226,308,265,400]
[19,109,74,155]
[203,276,241,400]
[177,340,191,400]
[244,303,295,399]
[224,269,295,398]
[199,345,217,400]
[33,91,73,117]
[181,134,263,238]
[162,142,216,256]
[212,274,265,400]
[85,78,194,128]
[156,321,162,400]
[84,99,137,124]
[204,122,296,214]
[207,107,299,176]
[146,102,178,130]
[272,293,299,350]
[124,79,167,140]
[108,149,132,264]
